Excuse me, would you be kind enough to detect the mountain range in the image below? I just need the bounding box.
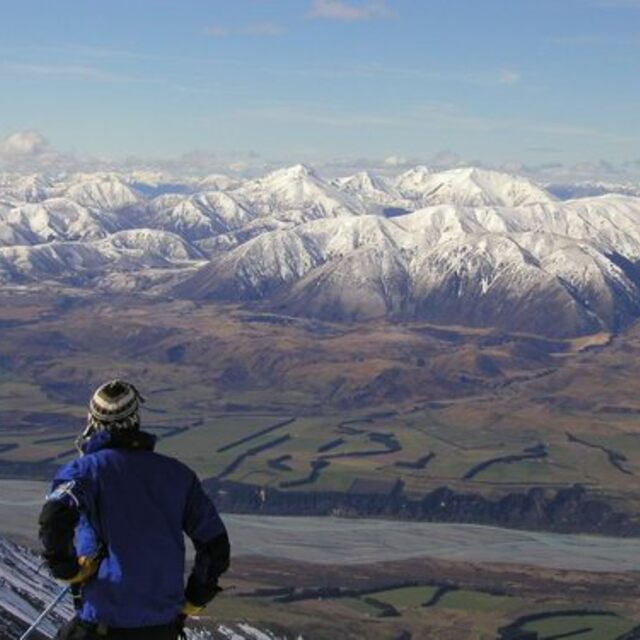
[1,165,640,337]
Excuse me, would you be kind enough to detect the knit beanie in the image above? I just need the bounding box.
[76,380,145,451]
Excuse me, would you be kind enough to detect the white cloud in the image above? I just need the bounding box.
[0,131,49,158]
[307,0,391,21]
[384,155,409,167]
[0,130,78,172]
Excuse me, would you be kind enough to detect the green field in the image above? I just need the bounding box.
[210,579,639,640]
[436,589,523,614]
[3,376,640,510]
[522,614,633,639]
[367,585,438,608]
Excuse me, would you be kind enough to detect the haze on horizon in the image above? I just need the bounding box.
[0,0,638,175]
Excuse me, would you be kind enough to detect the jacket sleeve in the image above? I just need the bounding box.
[38,460,94,580]
[183,474,230,607]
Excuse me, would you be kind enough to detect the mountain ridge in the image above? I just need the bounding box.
[1,165,640,337]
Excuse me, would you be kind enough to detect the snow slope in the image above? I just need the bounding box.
[0,535,297,640]
[231,164,366,222]
[395,166,555,207]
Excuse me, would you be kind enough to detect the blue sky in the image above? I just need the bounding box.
[0,0,638,170]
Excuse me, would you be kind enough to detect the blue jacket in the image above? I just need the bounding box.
[39,430,229,629]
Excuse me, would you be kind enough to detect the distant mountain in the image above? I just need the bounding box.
[0,198,116,246]
[141,191,256,241]
[393,165,434,200]
[61,176,140,210]
[0,173,53,202]
[332,171,411,213]
[394,167,555,208]
[545,180,640,200]
[231,164,366,222]
[2,165,640,337]
[0,229,203,285]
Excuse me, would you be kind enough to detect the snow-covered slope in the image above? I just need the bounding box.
[2,165,640,337]
[0,536,75,639]
[393,165,434,200]
[0,173,53,202]
[395,167,555,207]
[196,173,243,192]
[62,176,140,210]
[174,192,640,336]
[142,191,256,241]
[173,215,408,301]
[0,229,203,286]
[0,198,116,246]
[545,180,640,200]
[333,171,411,212]
[0,535,297,640]
[231,164,366,222]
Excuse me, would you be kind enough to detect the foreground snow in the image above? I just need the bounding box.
[0,535,296,640]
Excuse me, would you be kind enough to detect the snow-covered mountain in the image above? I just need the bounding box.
[0,173,54,203]
[141,191,256,241]
[0,198,117,246]
[394,167,555,208]
[0,229,204,286]
[61,175,140,211]
[545,180,640,201]
[230,164,366,222]
[332,171,411,212]
[2,165,640,336]
[174,192,640,336]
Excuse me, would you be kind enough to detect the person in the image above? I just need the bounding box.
[38,379,230,640]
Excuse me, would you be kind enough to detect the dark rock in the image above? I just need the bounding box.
[201,479,639,536]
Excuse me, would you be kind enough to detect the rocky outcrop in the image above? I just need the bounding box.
[203,480,639,536]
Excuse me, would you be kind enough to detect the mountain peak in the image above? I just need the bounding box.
[395,165,554,207]
[275,164,317,180]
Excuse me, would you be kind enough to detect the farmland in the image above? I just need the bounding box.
[2,290,640,533]
[203,553,640,640]
[1,263,638,630]
[3,394,640,523]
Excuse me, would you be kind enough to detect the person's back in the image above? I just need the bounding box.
[38,380,230,640]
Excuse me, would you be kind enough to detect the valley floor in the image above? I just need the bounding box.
[3,476,640,639]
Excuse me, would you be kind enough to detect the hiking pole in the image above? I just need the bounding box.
[19,584,71,640]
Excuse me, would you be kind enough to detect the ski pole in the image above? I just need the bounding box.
[19,584,71,640]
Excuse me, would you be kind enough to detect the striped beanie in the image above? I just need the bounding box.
[77,380,145,448]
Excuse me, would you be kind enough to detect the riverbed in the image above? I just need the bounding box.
[2,480,639,572]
